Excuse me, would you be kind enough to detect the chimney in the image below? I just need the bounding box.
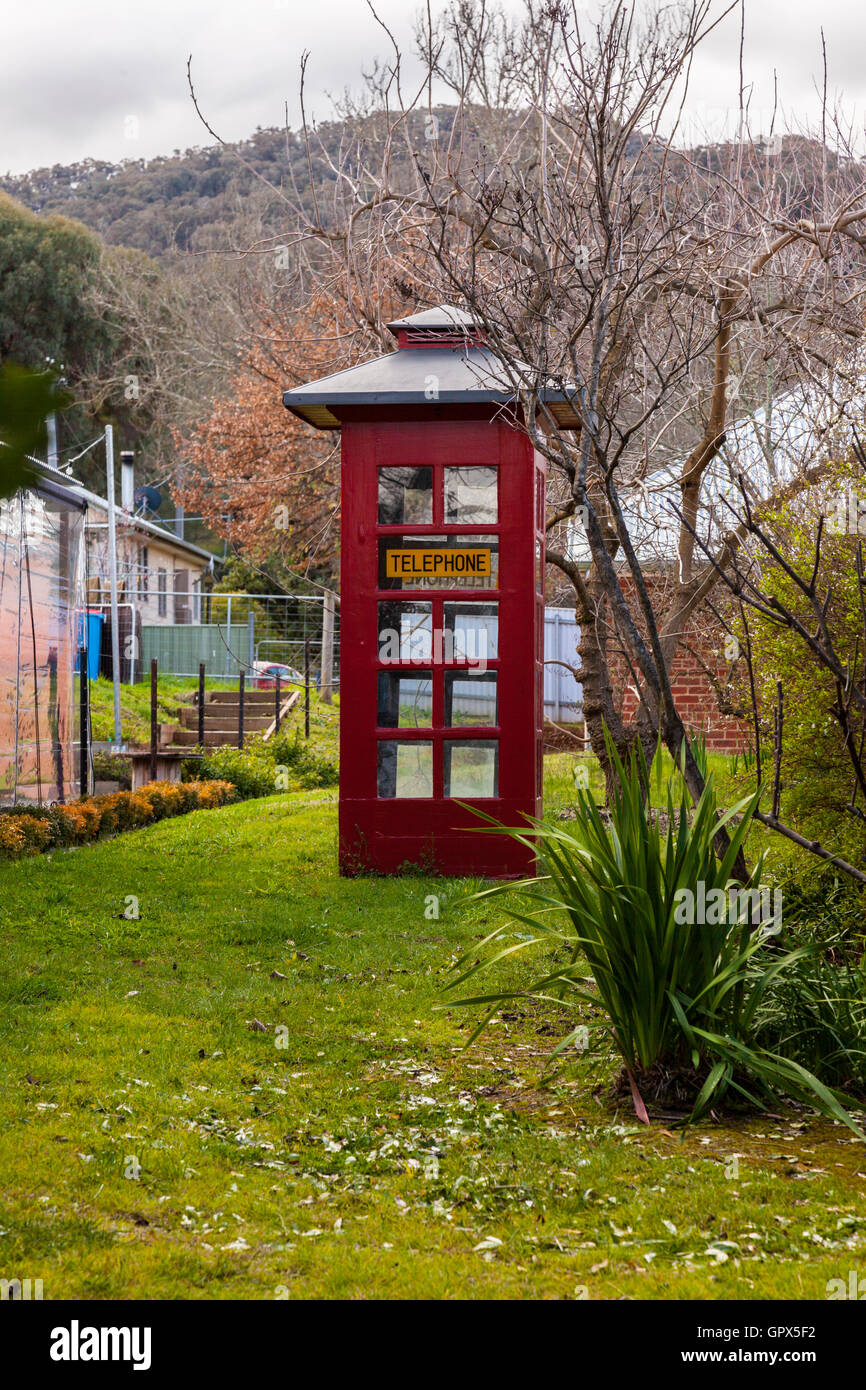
[46,412,59,471]
[120,450,135,511]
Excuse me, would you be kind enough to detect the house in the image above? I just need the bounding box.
[0,450,216,806]
[79,493,213,629]
[62,465,214,684]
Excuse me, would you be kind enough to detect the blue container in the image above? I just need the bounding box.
[75,611,103,682]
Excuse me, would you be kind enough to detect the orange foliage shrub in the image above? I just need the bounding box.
[0,779,238,859]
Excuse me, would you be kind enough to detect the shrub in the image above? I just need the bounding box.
[186,731,338,799]
[142,784,168,820]
[128,791,156,827]
[731,457,866,873]
[196,779,238,809]
[92,794,119,835]
[752,874,866,1091]
[51,802,101,845]
[756,944,866,1093]
[447,738,864,1135]
[188,745,276,799]
[0,813,52,858]
[19,815,54,854]
[0,780,238,859]
[268,728,339,788]
[0,818,28,858]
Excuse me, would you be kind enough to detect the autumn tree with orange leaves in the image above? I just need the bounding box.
[175,301,344,588]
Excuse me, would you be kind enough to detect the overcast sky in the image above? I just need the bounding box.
[2,0,864,176]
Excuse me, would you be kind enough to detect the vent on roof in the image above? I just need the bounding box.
[402,328,483,348]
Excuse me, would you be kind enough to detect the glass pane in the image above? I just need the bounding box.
[378,601,433,662]
[378,467,433,524]
[377,740,434,797]
[379,535,498,590]
[445,672,497,726]
[444,466,498,523]
[378,672,433,727]
[443,602,498,663]
[536,536,545,594]
[443,740,499,798]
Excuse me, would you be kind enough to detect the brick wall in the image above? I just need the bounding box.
[608,576,749,754]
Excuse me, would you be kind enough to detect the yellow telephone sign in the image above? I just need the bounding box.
[385,547,491,579]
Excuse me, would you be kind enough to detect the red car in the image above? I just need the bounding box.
[252,661,304,690]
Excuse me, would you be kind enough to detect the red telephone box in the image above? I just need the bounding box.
[282,306,577,877]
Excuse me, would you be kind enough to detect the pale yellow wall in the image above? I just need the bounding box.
[85,523,208,626]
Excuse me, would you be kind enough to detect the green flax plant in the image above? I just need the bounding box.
[447,737,864,1134]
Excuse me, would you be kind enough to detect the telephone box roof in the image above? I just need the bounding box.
[385,305,477,333]
[281,304,581,430]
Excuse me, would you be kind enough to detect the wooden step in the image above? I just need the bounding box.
[179,709,273,731]
[206,690,280,706]
[171,728,265,748]
[163,687,299,750]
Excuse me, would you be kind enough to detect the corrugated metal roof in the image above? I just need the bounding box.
[19,457,216,563]
[566,383,856,568]
[28,458,88,510]
[78,491,215,563]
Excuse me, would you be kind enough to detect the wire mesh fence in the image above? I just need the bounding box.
[95,591,340,691]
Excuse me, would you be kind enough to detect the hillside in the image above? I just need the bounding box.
[0,109,466,260]
[0,127,307,257]
[2,115,847,265]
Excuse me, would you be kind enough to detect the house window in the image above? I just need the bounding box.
[137,545,149,599]
[192,577,201,623]
[174,569,190,624]
[157,568,167,617]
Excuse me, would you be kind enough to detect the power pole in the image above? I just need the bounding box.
[105,424,123,748]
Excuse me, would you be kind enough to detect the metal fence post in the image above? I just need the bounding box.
[275,672,281,734]
[304,637,310,738]
[79,645,89,800]
[320,590,335,704]
[554,611,561,723]
[198,662,205,746]
[225,594,232,677]
[150,658,158,783]
[238,669,245,749]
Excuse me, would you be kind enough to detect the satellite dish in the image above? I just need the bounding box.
[134,484,162,514]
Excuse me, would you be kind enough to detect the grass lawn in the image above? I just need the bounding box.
[1,774,865,1300]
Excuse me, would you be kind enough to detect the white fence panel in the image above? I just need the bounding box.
[544,609,582,723]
